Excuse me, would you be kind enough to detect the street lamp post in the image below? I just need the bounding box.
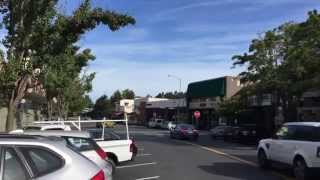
[168,74,182,123]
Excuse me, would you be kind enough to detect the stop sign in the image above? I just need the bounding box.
[194,111,201,120]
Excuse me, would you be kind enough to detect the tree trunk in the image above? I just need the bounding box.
[47,100,53,121]
[6,103,17,131]
[6,75,30,131]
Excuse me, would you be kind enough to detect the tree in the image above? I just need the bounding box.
[110,90,122,105]
[0,0,135,130]
[121,89,135,99]
[155,91,185,99]
[232,10,320,122]
[91,95,112,118]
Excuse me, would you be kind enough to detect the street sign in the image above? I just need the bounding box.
[194,111,201,120]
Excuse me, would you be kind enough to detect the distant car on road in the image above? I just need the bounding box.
[234,125,258,144]
[0,134,105,180]
[257,122,320,180]
[210,125,232,139]
[170,124,198,141]
[20,130,113,179]
[148,118,164,128]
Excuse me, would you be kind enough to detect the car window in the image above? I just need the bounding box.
[291,125,315,141]
[3,148,29,180]
[19,147,64,177]
[89,130,122,141]
[64,137,95,152]
[276,125,295,140]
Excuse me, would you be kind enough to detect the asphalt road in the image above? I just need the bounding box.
[113,126,291,180]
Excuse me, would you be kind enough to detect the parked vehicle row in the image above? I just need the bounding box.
[7,122,138,180]
[210,125,258,144]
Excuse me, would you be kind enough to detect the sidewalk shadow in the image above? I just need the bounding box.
[198,162,283,180]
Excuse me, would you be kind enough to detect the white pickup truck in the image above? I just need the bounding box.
[88,129,137,166]
[257,122,320,180]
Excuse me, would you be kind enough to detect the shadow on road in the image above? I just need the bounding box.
[198,162,283,180]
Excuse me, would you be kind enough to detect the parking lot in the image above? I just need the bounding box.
[113,126,293,180]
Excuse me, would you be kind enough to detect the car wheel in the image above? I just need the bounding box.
[294,158,309,180]
[258,149,270,169]
[107,159,117,175]
[170,133,174,139]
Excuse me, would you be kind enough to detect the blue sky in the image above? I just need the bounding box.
[77,0,320,100]
[2,0,320,100]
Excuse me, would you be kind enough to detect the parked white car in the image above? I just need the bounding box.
[0,134,105,180]
[148,118,164,128]
[88,129,137,165]
[20,130,113,179]
[257,122,320,180]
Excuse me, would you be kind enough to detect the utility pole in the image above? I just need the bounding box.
[168,74,182,123]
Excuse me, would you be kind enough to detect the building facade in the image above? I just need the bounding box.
[186,76,242,129]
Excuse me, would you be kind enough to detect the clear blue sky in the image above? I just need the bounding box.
[3,0,320,100]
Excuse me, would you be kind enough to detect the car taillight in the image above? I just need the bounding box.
[96,147,107,160]
[91,170,105,180]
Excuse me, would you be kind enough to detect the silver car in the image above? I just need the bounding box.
[0,134,105,180]
[21,130,113,179]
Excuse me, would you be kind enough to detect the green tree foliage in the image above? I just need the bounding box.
[121,89,135,99]
[0,0,135,130]
[155,91,185,99]
[232,10,320,121]
[91,95,112,118]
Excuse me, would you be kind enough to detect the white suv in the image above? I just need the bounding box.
[257,122,320,180]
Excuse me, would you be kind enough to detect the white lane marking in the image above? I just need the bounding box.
[137,153,152,157]
[117,162,157,169]
[136,176,160,180]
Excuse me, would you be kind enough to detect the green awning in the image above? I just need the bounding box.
[187,77,226,98]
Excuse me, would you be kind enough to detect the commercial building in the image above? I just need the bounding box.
[186,76,242,129]
[298,89,320,121]
[115,97,187,124]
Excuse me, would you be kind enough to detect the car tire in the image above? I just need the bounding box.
[107,159,117,175]
[294,158,310,180]
[170,133,174,139]
[258,149,270,169]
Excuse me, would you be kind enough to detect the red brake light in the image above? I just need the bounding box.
[91,170,105,180]
[96,147,107,160]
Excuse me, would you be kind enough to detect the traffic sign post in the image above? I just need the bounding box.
[194,111,201,120]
